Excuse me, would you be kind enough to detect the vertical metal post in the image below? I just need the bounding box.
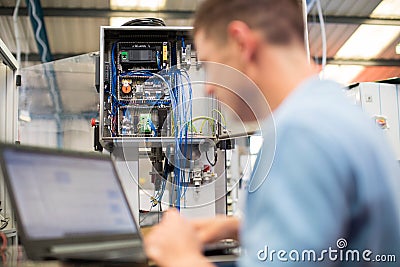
[112,147,141,225]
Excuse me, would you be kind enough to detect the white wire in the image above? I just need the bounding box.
[13,0,22,66]
[316,0,327,78]
[307,0,317,13]
[302,0,311,63]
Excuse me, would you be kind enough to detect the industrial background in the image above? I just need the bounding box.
[0,0,399,84]
[0,1,399,264]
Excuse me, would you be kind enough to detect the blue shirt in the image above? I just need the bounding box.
[239,77,400,266]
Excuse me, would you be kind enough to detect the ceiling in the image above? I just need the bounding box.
[0,0,399,84]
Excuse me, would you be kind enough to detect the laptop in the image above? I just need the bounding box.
[0,144,148,266]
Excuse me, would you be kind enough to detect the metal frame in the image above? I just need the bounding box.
[0,38,18,242]
[319,58,400,67]
[0,39,18,71]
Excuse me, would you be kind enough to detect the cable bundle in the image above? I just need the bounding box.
[166,67,193,209]
[122,18,166,27]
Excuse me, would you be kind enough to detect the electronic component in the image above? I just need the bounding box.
[191,168,217,187]
[181,41,192,69]
[139,114,152,134]
[162,42,168,68]
[118,106,170,137]
[121,79,133,94]
[118,42,167,71]
[121,49,154,63]
[101,30,192,138]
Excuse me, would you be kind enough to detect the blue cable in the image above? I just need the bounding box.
[148,119,158,137]
[120,71,153,77]
[110,42,119,136]
[180,71,188,201]
[173,69,194,201]
[182,37,186,49]
[111,43,117,115]
[156,51,162,70]
[154,68,194,208]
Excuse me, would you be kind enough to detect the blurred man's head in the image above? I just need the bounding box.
[194,0,304,47]
[194,0,312,116]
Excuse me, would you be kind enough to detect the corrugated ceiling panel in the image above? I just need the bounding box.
[310,0,382,16]
[0,0,383,14]
[379,35,400,60]
[164,18,193,26]
[164,0,201,11]
[354,31,400,82]
[0,0,23,7]
[354,66,400,83]
[0,16,38,53]
[45,17,108,54]
[0,0,109,8]
[309,23,359,58]
[41,0,109,9]
[0,16,108,56]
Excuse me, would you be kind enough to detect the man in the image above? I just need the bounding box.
[144,0,400,266]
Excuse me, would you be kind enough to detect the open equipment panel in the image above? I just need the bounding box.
[99,26,230,222]
[101,27,194,140]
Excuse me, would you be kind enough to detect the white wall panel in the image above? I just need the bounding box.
[379,83,400,158]
[349,82,400,160]
[359,82,382,117]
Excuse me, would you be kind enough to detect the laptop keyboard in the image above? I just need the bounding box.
[51,240,142,255]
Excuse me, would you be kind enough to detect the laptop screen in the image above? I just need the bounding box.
[3,149,137,240]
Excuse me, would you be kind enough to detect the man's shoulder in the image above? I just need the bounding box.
[274,79,374,143]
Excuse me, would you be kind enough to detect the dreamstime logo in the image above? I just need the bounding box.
[257,238,397,263]
[336,238,347,249]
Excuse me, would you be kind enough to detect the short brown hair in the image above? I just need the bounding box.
[194,0,304,45]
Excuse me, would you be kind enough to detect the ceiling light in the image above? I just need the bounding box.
[335,25,400,59]
[323,65,365,85]
[110,0,166,10]
[370,0,400,18]
[329,0,400,84]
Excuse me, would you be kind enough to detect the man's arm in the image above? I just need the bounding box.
[144,209,216,267]
[191,216,240,244]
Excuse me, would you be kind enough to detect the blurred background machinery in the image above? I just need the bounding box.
[346,79,400,159]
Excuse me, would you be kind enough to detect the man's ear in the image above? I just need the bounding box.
[227,21,260,63]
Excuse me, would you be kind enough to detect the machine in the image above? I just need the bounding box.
[98,26,233,224]
[346,80,400,160]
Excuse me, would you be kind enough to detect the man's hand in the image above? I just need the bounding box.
[191,215,240,245]
[144,209,215,267]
